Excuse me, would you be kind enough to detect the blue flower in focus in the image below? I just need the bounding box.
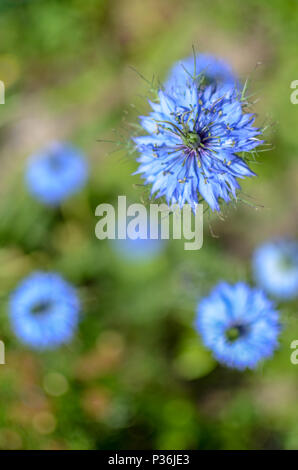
[9,272,80,350]
[253,240,298,300]
[133,72,262,212]
[195,282,280,370]
[26,142,88,205]
[165,54,241,96]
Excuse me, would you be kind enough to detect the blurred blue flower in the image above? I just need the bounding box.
[26,142,88,206]
[110,218,165,262]
[133,73,262,212]
[9,272,80,350]
[111,237,164,263]
[253,240,298,300]
[165,53,241,96]
[195,282,280,370]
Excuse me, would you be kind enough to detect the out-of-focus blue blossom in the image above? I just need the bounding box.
[165,53,241,97]
[253,240,298,300]
[195,282,280,370]
[110,218,165,262]
[26,142,88,206]
[133,66,262,212]
[112,237,164,262]
[9,272,80,350]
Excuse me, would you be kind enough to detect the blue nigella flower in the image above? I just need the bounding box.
[110,217,165,262]
[253,240,298,300]
[111,235,164,263]
[9,272,80,350]
[133,67,262,212]
[165,53,241,97]
[26,141,88,206]
[195,282,280,370]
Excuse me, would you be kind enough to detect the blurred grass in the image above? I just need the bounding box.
[0,0,297,450]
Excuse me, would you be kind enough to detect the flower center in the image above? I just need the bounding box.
[31,301,52,315]
[182,131,201,150]
[278,254,295,272]
[225,324,246,343]
[47,154,64,172]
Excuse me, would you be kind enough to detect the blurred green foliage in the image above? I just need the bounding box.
[0,0,297,450]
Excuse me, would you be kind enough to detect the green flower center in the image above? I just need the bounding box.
[278,254,295,271]
[183,131,201,150]
[31,301,52,315]
[225,324,246,343]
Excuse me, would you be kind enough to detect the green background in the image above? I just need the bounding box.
[0,0,297,450]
